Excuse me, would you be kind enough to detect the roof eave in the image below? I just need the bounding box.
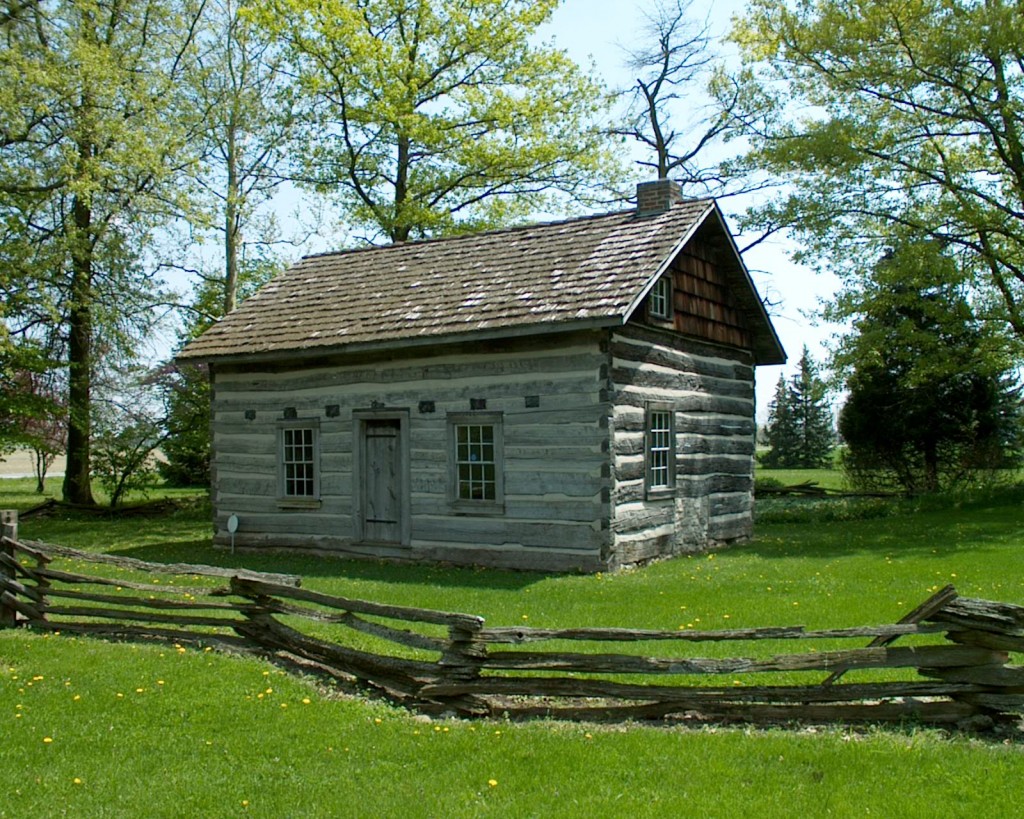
[705,204,787,366]
[176,315,621,368]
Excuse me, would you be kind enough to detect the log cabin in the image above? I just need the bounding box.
[179,180,786,571]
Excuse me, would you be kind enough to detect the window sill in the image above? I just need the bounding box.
[645,487,676,502]
[276,498,322,510]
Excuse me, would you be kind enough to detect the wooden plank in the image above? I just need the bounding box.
[234,614,439,690]
[917,665,1024,687]
[1,590,44,622]
[42,605,244,629]
[420,677,986,703]
[489,699,978,726]
[30,565,213,596]
[945,628,1024,653]
[476,623,949,645]
[0,576,43,603]
[20,539,301,587]
[265,599,447,653]
[229,576,484,631]
[821,584,959,685]
[956,693,1024,712]
[25,620,254,649]
[927,596,1024,637]
[479,644,1002,675]
[31,586,246,612]
[0,537,17,628]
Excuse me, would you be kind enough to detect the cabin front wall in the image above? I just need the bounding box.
[208,331,610,572]
[608,324,757,567]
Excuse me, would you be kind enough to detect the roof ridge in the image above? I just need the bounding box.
[300,198,714,261]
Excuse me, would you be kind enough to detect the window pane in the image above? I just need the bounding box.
[648,411,673,489]
[454,423,498,501]
[282,426,316,497]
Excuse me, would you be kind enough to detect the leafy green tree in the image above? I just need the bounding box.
[730,0,1024,342]
[250,0,623,243]
[762,346,835,468]
[157,254,280,487]
[835,243,1023,493]
[0,0,206,504]
[190,0,296,315]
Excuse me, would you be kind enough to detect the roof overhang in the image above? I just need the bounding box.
[178,315,621,368]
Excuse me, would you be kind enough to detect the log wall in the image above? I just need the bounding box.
[609,324,757,566]
[210,331,610,571]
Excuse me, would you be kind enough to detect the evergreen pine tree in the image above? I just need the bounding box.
[762,347,835,468]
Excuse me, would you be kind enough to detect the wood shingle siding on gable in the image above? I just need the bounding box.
[183,185,785,572]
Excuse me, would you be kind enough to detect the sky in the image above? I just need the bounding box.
[541,0,844,421]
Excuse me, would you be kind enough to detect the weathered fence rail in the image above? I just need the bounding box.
[2,529,1023,729]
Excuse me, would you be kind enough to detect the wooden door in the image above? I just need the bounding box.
[361,419,403,543]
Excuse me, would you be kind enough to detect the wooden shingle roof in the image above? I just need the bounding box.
[180,198,784,365]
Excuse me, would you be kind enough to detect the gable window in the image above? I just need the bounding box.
[648,275,672,320]
[646,405,675,496]
[448,412,504,512]
[278,419,320,506]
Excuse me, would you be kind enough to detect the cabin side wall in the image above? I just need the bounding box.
[609,324,756,567]
[208,332,610,571]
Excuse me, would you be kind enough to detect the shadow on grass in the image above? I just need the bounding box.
[106,539,549,592]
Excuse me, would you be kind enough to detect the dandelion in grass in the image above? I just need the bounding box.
[302,698,310,705]
[43,736,53,744]
[488,779,498,788]
[73,778,82,786]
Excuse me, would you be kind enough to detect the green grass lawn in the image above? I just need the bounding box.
[2,477,1024,817]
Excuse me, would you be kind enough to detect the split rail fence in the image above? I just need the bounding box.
[2,527,1023,728]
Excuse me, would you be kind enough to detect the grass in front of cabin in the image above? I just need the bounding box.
[3,631,1023,818]
[2,475,1024,815]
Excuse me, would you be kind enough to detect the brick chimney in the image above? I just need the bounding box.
[636,179,682,215]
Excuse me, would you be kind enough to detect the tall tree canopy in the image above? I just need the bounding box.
[730,0,1024,340]
[1,0,205,503]
[190,0,295,315]
[835,242,1023,492]
[250,0,622,243]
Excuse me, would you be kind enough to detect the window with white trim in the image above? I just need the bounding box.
[448,412,504,511]
[278,420,320,502]
[649,275,672,319]
[646,406,675,494]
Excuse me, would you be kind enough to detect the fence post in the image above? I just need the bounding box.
[1,510,16,542]
[1,510,18,628]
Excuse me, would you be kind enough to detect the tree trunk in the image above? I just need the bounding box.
[923,438,940,493]
[62,190,96,506]
[392,133,411,243]
[224,117,239,315]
